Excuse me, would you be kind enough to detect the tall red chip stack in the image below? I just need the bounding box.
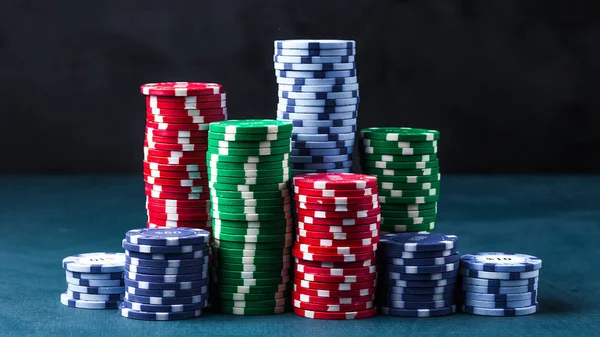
[140,82,227,232]
[291,173,380,320]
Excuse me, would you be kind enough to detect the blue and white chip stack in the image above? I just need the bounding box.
[119,228,211,321]
[274,39,358,176]
[61,252,126,309]
[377,233,459,317]
[459,252,542,316]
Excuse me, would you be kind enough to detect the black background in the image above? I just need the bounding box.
[1,0,598,174]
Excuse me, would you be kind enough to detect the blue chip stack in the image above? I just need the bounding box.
[377,233,459,317]
[61,252,126,309]
[119,228,211,321]
[459,252,542,316]
[273,39,358,176]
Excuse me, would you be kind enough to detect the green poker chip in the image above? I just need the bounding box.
[377,173,441,184]
[213,241,292,251]
[208,153,289,163]
[363,167,440,177]
[379,215,437,225]
[208,160,290,170]
[379,202,437,211]
[211,209,291,221]
[211,196,290,207]
[208,174,290,185]
[214,223,292,236]
[361,153,438,162]
[213,261,291,272]
[207,145,291,157]
[215,291,288,301]
[360,127,440,141]
[207,167,290,178]
[212,203,291,214]
[216,283,291,294]
[212,275,291,287]
[361,146,437,156]
[380,208,437,218]
[213,252,291,265]
[379,222,436,233]
[361,159,439,170]
[217,298,289,308]
[209,120,293,134]
[214,304,287,315]
[216,269,289,280]
[214,232,292,244]
[207,138,290,149]
[361,139,438,148]
[377,181,440,190]
[209,181,290,192]
[377,195,439,204]
[210,189,290,200]
[212,218,293,229]
[378,188,438,198]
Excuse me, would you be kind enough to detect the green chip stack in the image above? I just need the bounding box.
[207,119,293,315]
[358,127,440,233]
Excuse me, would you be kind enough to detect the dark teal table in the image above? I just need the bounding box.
[1,175,598,336]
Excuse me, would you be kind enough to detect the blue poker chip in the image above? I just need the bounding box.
[125,255,208,268]
[273,55,356,64]
[380,261,459,274]
[386,270,459,281]
[380,248,458,259]
[462,276,538,287]
[383,278,458,288]
[66,275,124,287]
[278,89,358,99]
[381,292,454,302]
[461,303,538,316]
[274,40,356,50]
[125,270,208,283]
[67,290,124,302]
[379,298,455,309]
[380,284,456,295]
[459,269,540,280]
[60,292,120,310]
[380,233,459,252]
[290,132,355,142]
[386,254,459,266]
[125,228,211,246]
[124,277,208,290]
[118,303,203,320]
[125,263,207,275]
[290,153,353,164]
[460,252,542,272]
[276,76,358,86]
[290,146,354,157]
[463,298,537,309]
[274,62,355,71]
[290,168,352,175]
[62,252,126,273]
[122,299,207,312]
[292,139,355,149]
[125,249,209,260]
[66,271,124,280]
[463,290,537,302]
[462,283,539,294]
[279,97,359,107]
[125,286,207,298]
[281,111,358,121]
[289,160,353,170]
[278,83,359,93]
[66,283,125,295]
[380,304,456,317]
[274,48,355,57]
[278,103,357,113]
[284,118,357,128]
[122,239,207,254]
[276,69,357,79]
[124,292,208,305]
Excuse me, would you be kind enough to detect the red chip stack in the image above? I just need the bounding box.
[140,82,227,231]
[291,173,380,320]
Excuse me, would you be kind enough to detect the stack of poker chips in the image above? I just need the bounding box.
[61,252,126,309]
[292,173,380,320]
[460,252,542,316]
[359,127,440,233]
[119,228,211,321]
[377,233,459,317]
[141,82,228,231]
[273,39,359,176]
[207,120,293,315]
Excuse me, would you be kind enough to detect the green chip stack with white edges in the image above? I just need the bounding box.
[207,119,293,314]
[358,127,441,234]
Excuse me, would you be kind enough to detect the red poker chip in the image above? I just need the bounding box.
[146,196,210,207]
[148,93,226,102]
[146,114,226,124]
[147,218,212,227]
[293,307,376,320]
[297,214,381,226]
[146,127,209,138]
[296,208,380,219]
[147,107,227,117]
[294,258,376,269]
[294,194,378,205]
[145,182,206,194]
[294,186,377,197]
[293,277,377,291]
[295,243,377,255]
[146,98,227,110]
[292,249,375,263]
[144,148,206,159]
[146,203,210,214]
[146,121,210,131]
[143,168,203,179]
[294,270,377,284]
[145,135,208,145]
[296,201,379,212]
[292,284,376,298]
[295,236,379,248]
[293,173,378,190]
[144,176,206,187]
[295,263,376,276]
[140,82,223,96]
[147,210,210,221]
[291,291,374,305]
[144,189,210,200]
[296,228,378,240]
[297,222,379,234]
[143,161,206,172]
[144,141,208,152]
[147,222,212,231]
[145,155,206,165]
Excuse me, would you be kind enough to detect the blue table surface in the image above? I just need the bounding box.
[0,175,599,337]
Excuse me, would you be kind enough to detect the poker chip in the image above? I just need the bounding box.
[293,307,376,320]
[460,252,543,272]
[147,107,227,116]
[60,292,120,310]
[124,292,207,305]
[65,276,124,287]
[380,305,456,318]
[140,82,222,96]
[461,304,539,317]
[276,76,358,86]
[126,255,208,268]
[122,299,208,312]
[118,304,203,321]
